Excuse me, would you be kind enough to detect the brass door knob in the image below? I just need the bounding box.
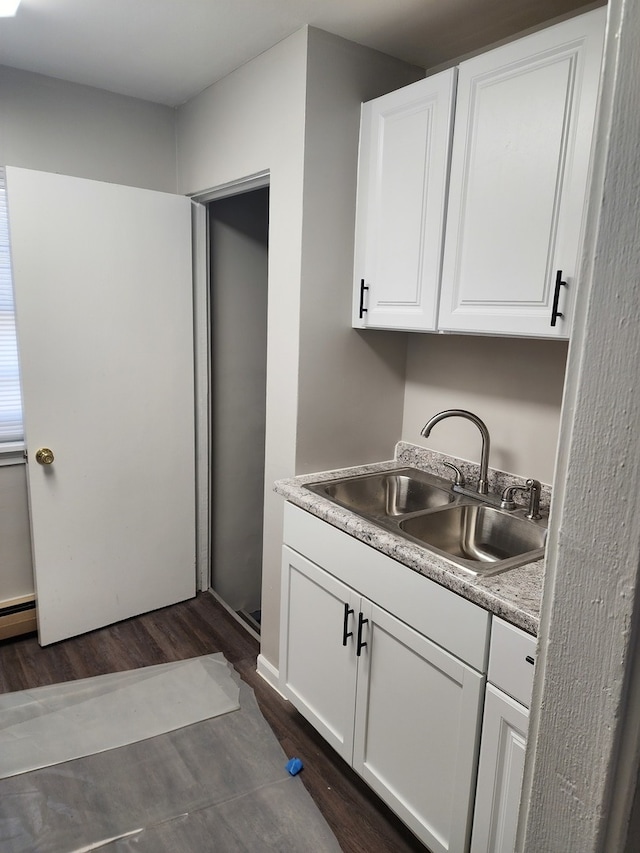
[35,448,55,465]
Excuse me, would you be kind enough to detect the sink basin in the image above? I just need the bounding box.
[400,504,546,574]
[304,467,545,575]
[306,468,454,517]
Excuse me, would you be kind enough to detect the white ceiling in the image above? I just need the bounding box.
[0,0,594,107]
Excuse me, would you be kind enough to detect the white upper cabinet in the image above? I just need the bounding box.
[353,69,456,331]
[353,8,605,338]
[439,8,605,338]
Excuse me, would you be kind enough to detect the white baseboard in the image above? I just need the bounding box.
[257,654,287,698]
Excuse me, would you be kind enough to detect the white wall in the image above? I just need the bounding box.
[0,66,177,191]
[403,335,568,484]
[0,66,178,609]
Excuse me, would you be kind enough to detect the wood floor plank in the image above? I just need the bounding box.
[0,593,428,852]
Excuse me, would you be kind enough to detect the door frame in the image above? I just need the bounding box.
[190,170,270,593]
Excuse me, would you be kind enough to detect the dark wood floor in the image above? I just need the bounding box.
[0,593,427,853]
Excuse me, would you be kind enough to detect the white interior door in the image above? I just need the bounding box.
[6,167,196,645]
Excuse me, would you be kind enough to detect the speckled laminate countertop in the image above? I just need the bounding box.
[274,442,546,636]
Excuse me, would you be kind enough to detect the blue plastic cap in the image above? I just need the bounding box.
[285,757,304,776]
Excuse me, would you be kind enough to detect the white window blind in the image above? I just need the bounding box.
[0,169,24,444]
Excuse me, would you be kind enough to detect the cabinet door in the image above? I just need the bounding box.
[439,8,605,338]
[279,546,359,762]
[353,601,484,853]
[353,70,456,331]
[470,685,529,853]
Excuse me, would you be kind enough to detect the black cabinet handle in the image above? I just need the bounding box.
[356,612,368,657]
[342,603,354,646]
[526,655,535,665]
[550,270,566,327]
[358,278,369,319]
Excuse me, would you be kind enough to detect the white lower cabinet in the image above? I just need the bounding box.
[470,686,529,853]
[280,548,359,762]
[470,618,536,853]
[351,599,484,853]
[280,504,490,853]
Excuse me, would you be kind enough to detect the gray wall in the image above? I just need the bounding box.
[0,463,33,601]
[295,28,422,474]
[1,28,570,661]
[209,189,269,614]
[176,28,308,666]
[402,336,568,485]
[0,66,177,191]
[297,31,569,490]
[177,28,422,667]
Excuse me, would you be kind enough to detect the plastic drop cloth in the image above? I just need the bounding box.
[0,656,341,852]
[0,655,240,779]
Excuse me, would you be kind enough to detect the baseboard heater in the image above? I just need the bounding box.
[0,594,37,640]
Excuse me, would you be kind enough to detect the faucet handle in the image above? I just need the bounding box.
[500,483,526,510]
[443,461,465,487]
[501,478,542,518]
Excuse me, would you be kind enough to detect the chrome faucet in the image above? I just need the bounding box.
[421,409,491,495]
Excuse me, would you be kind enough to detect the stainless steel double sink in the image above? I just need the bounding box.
[305,467,546,576]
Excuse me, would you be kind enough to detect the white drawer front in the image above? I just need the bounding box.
[488,617,536,708]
